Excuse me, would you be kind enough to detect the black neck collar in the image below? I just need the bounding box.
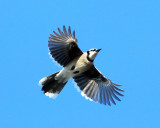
[87,56,93,62]
[87,51,93,62]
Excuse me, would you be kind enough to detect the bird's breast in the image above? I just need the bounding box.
[68,53,92,75]
[55,53,92,82]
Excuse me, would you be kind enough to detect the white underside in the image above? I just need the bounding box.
[41,52,94,100]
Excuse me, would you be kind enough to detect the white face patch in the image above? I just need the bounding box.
[88,50,98,61]
[45,92,59,99]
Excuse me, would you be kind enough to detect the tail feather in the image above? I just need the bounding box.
[39,72,67,99]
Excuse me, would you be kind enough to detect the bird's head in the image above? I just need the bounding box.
[87,48,101,62]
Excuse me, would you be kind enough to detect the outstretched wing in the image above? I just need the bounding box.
[73,66,124,106]
[48,26,83,67]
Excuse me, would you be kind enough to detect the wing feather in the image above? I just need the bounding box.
[58,27,65,36]
[63,26,69,36]
[68,26,72,36]
[48,26,83,67]
[108,88,116,105]
[73,66,124,106]
[73,30,75,39]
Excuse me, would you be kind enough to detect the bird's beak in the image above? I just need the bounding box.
[97,49,102,52]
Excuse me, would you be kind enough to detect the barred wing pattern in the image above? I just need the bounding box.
[48,26,83,67]
[73,66,124,106]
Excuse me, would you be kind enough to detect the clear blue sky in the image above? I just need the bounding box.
[0,0,160,128]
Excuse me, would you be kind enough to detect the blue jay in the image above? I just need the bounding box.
[39,26,124,106]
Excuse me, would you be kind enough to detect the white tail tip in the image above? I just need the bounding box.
[45,92,58,99]
[39,77,47,85]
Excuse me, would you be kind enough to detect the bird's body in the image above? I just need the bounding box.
[39,26,124,106]
[55,52,92,83]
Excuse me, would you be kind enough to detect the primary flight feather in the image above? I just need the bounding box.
[39,26,124,106]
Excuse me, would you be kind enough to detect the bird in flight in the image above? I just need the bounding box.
[39,26,124,106]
